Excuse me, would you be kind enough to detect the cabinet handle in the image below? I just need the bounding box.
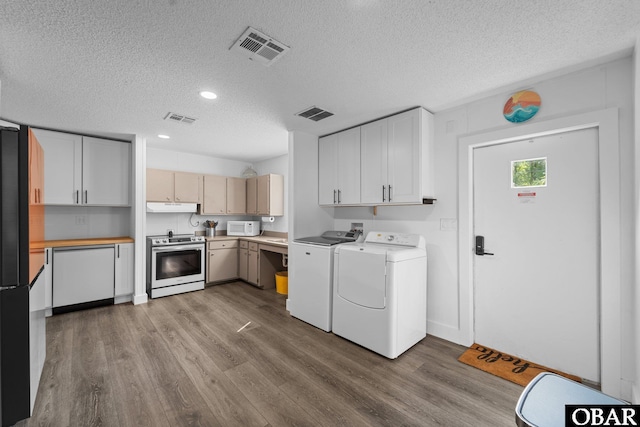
[46,250,49,265]
[388,185,392,202]
[338,189,341,204]
[84,190,88,204]
[76,190,79,204]
[117,245,120,258]
[382,185,386,202]
[333,189,336,204]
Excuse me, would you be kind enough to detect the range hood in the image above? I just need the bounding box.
[146,202,198,213]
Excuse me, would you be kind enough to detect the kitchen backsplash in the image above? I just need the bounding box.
[45,206,132,240]
[145,212,287,236]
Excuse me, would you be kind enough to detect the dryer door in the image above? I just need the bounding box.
[336,247,386,309]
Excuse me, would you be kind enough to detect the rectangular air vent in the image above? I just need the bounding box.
[230,27,290,67]
[164,112,197,124]
[296,106,334,122]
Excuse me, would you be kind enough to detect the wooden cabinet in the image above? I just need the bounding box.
[247,242,259,285]
[147,169,202,203]
[201,174,227,214]
[207,240,238,283]
[226,177,246,214]
[33,129,131,206]
[201,175,247,215]
[114,243,134,297]
[174,172,202,203]
[238,240,249,281]
[238,240,259,285]
[318,127,361,205]
[247,174,284,215]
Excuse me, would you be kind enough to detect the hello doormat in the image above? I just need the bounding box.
[458,343,582,386]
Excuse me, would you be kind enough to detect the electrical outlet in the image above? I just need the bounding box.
[75,216,86,225]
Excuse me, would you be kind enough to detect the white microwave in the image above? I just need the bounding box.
[227,221,260,236]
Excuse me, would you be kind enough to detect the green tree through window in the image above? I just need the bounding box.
[512,158,547,188]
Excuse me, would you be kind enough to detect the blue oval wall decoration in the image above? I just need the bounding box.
[503,90,541,123]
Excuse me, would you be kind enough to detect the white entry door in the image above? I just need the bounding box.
[473,127,600,382]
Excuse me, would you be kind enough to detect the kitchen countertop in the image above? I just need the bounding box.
[34,236,135,249]
[205,234,288,248]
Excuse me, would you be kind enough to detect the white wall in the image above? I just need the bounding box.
[633,41,640,404]
[146,147,288,236]
[293,57,635,399]
[288,131,333,239]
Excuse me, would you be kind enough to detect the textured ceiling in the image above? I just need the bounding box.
[0,1,639,162]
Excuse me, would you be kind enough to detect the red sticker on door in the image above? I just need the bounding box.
[517,192,536,204]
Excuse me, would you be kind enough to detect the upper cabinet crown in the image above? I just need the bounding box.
[319,107,434,206]
[147,169,202,203]
[32,129,131,206]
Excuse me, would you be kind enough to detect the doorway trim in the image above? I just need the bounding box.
[458,108,621,397]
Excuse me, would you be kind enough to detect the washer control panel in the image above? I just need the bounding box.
[364,232,423,247]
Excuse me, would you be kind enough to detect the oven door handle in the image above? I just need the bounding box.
[152,245,203,253]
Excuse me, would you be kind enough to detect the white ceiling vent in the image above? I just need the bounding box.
[164,112,197,124]
[230,27,290,66]
[296,106,334,122]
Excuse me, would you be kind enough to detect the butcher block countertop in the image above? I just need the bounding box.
[34,236,134,249]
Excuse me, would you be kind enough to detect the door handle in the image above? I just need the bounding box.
[475,235,494,256]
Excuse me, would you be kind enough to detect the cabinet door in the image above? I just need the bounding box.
[53,246,115,307]
[146,169,174,202]
[208,249,238,282]
[248,249,259,285]
[32,129,82,205]
[202,175,227,214]
[360,119,388,204]
[226,177,246,214]
[387,109,421,203]
[44,248,53,311]
[256,175,271,215]
[83,136,131,206]
[238,248,249,281]
[246,176,258,215]
[174,172,201,203]
[114,243,134,297]
[318,134,338,205]
[336,127,361,205]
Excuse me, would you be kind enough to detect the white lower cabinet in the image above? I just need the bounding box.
[52,245,115,312]
[44,248,53,316]
[114,243,134,298]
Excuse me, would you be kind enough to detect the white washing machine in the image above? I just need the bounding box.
[332,231,427,359]
[288,230,362,332]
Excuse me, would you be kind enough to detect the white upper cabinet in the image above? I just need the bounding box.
[33,129,131,206]
[318,127,361,205]
[82,136,131,206]
[330,107,434,207]
[32,129,82,205]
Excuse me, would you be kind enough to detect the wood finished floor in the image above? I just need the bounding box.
[18,281,523,426]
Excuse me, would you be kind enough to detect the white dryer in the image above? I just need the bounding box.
[332,231,427,359]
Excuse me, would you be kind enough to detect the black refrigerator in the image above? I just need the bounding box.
[0,125,45,426]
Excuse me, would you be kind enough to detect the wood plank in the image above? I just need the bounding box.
[19,282,523,427]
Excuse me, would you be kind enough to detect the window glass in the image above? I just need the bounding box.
[511,157,547,188]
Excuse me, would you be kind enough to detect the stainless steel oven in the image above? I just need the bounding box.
[146,234,205,298]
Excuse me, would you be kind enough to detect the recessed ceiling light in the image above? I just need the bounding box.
[200,91,217,100]
[158,134,170,139]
